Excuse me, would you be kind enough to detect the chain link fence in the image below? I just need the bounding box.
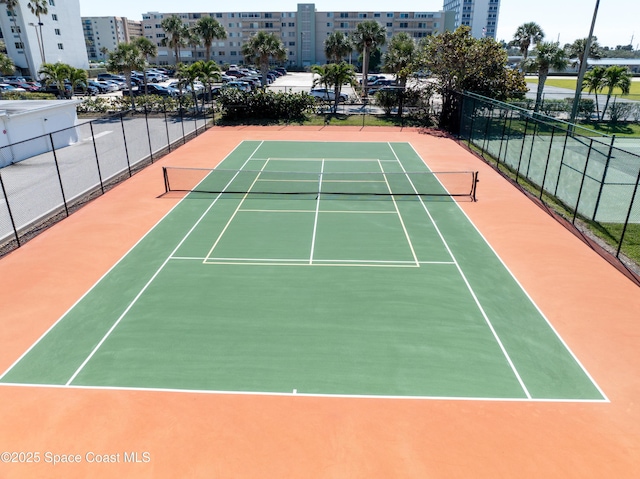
[458,91,640,281]
[0,102,213,257]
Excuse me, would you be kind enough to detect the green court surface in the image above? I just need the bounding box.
[0,141,606,401]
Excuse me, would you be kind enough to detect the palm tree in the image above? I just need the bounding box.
[67,66,88,94]
[601,66,632,120]
[582,66,607,120]
[38,62,71,98]
[510,22,544,62]
[194,16,226,61]
[195,59,221,108]
[312,61,357,113]
[564,37,601,70]
[132,36,157,95]
[382,32,417,116]
[107,42,145,108]
[161,15,189,65]
[1,0,34,78]
[27,0,48,63]
[99,46,109,59]
[522,41,568,112]
[352,20,386,98]
[176,62,201,108]
[324,31,352,64]
[241,31,287,87]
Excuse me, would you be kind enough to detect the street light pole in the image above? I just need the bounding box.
[569,0,600,128]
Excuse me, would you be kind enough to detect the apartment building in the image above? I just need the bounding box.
[82,16,143,61]
[442,0,500,39]
[142,3,455,67]
[0,0,89,79]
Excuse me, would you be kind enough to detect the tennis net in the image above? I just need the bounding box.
[163,167,478,201]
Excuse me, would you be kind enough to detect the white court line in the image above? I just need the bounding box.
[203,159,271,263]
[405,142,609,402]
[0,382,610,403]
[309,159,324,265]
[377,159,420,267]
[64,141,267,386]
[0,140,256,382]
[388,142,532,400]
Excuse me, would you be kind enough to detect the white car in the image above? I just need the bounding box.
[309,88,348,102]
[0,83,26,92]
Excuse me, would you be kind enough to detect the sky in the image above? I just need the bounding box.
[78,0,640,50]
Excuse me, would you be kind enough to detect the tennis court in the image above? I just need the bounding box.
[0,140,604,401]
[2,128,639,479]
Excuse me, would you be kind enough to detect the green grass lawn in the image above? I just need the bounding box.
[525,76,640,96]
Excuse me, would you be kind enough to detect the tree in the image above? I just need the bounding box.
[107,42,145,107]
[1,0,34,78]
[324,31,352,64]
[601,66,632,120]
[27,0,48,63]
[132,36,157,95]
[0,52,14,75]
[195,59,221,108]
[161,15,189,65]
[382,32,418,116]
[176,62,201,107]
[67,66,88,93]
[99,46,109,59]
[352,20,386,98]
[510,22,544,62]
[564,37,601,69]
[582,66,607,120]
[194,16,226,61]
[38,62,71,98]
[241,31,287,87]
[311,61,357,113]
[419,26,527,128]
[522,41,568,112]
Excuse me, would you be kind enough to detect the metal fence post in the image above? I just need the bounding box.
[89,121,105,194]
[539,126,556,200]
[179,97,186,145]
[553,127,571,197]
[480,105,493,158]
[119,111,133,177]
[616,166,640,258]
[163,99,171,153]
[466,97,477,147]
[0,170,20,246]
[49,133,69,217]
[572,138,594,224]
[515,116,530,185]
[592,134,616,221]
[144,103,154,163]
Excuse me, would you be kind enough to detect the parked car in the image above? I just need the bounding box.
[88,80,111,93]
[0,83,26,93]
[359,74,386,85]
[4,80,39,92]
[224,81,252,92]
[39,83,72,98]
[275,67,287,75]
[309,88,348,102]
[122,83,179,97]
[71,82,99,95]
[97,73,126,82]
[367,78,396,92]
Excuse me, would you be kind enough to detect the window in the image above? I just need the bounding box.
[265,22,273,28]
[49,0,55,5]
[57,43,63,50]
[11,26,21,33]
[288,41,295,46]
[399,22,408,28]
[289,22,295,27]
[14,42,24,49]
[51,13,58,21]
[156,33,165,38]
[230,51,237,56]
[339,22,349,28]
[386,22,393,27]
[399,13,409,18]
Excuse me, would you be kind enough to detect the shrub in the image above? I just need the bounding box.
[217,89,315,121]
[607,101,635,124]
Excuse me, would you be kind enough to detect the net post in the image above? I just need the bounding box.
[471,171,479,202]
[163,167,170,193]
